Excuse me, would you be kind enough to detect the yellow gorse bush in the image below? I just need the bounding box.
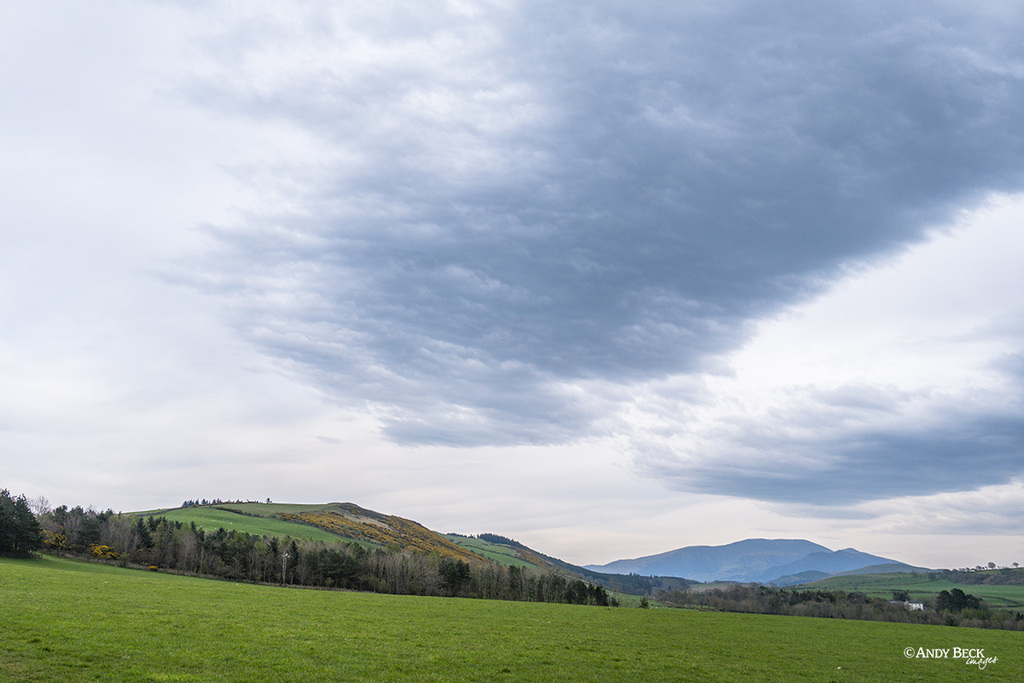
[278,506,481,564]
[89,544,119,560]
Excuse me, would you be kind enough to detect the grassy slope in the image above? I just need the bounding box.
[147,503,485,560]
[800,573,1024,610]
[3,555,1020,682]
[213,502,340,516]
[274,503,484,562]
[145,504,643,579]
[445,535,540,568]
[149,506,348,544]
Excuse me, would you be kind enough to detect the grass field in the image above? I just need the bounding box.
[444,535,536,568]
[1,556,1020,681]
[801,573,1024,610]
[146,506,352,545]
[209,502,342,516]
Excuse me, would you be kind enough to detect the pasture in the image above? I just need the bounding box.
[1,555,1020,681]
[444,534,536,568]
[802,573,1024,610]
[145,506,346,545]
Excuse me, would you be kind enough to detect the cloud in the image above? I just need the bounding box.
[3,2,1023,568]
[629,196,1024,505]
[639,408,1024,505]
[855,479,1024,538]
[171,1,1024,447]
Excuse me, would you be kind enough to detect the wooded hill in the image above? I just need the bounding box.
[156,501,693,595]
[182,501,484,563]
[29,498,690,602]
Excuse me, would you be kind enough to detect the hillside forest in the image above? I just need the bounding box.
[21,498,614,606]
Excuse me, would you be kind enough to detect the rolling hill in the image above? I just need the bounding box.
[142,501,692,595]
[144,504,346,544]
[797,569,1024,610]
[152,501,482,563]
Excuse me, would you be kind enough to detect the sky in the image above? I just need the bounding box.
[2,0,1023,570]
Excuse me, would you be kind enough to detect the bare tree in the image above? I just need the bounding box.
[28,495,51,516]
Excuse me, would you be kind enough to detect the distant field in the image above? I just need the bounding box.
[2,556,1020,682]
[214,502,341,516]
[800,573,1024,610]
[144,506,353,545]
[445,535,536,568]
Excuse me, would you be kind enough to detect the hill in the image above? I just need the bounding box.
[141,502,691,596]
[146,504,347,544]
[273,502,484,563]
[585,538,920,583]
[150,501,484,563]
[799,569,1024,610]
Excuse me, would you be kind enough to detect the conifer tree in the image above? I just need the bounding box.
[0,489,43,556]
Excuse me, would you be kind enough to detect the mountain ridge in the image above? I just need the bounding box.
[584,538,924,584]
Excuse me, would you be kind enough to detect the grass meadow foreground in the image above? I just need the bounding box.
[1,556,1020,682]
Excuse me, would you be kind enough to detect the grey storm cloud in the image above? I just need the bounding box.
[645,413,1024,506]
[185,1,1024,453]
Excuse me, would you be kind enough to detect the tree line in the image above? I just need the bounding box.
[930,567,1024,586]
[26,501,614,606]
[0,489,43,557]
[655,584,1024,631]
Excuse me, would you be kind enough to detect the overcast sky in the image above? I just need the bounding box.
[3,1,1023,569]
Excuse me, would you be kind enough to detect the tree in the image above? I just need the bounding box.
[287,540,300,584]
[132,516,153,554]
[0,489,43,556]
[438,558,471,596]
[28,495,50,515]
[935,588,981,612]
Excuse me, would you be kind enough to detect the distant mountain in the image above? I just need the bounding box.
[584,539,921,584]
[584,539,827,582]
[756,548,902,583]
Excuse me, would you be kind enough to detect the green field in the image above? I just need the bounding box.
[142,506,351,545]
[207,502,342,516]
[801,573,1024,610]
[2,556,1020,681]
[444,535,536,568]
